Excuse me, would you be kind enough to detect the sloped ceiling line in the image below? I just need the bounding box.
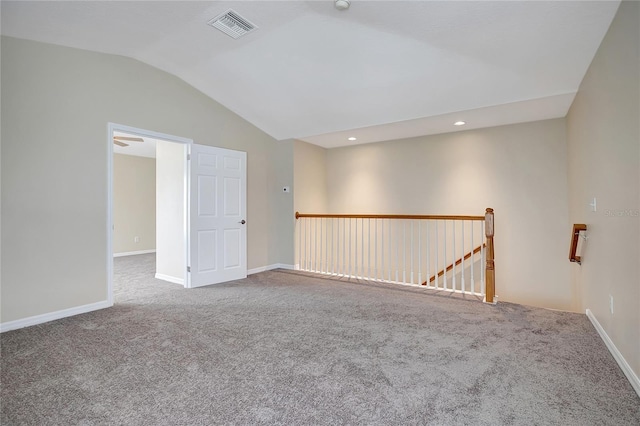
[0,1,621,147]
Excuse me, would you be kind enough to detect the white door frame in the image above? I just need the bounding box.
[107,123,192,305]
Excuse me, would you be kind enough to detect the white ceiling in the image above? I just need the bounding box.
[113,131,158,159]
[1,1,620,148]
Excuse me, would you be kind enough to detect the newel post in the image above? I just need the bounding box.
[484,208,495,304]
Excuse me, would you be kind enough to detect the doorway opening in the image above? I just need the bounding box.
[107,123,192,305]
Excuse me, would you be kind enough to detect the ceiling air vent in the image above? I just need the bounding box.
[208,9,257,39]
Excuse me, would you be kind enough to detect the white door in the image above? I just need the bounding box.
[188,144,247,288]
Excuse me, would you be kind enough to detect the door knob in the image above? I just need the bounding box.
[239,220,246,225]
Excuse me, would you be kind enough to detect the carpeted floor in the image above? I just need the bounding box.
[1,254,639,425]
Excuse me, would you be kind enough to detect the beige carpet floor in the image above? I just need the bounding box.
[1,253,639,425]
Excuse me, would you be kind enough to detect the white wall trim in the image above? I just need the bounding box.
[113,249,156,258]
[107,123,115,306]
[248,263,295,275]
[0,300,112,333]
[586,309,640,397]
[155,273,184,285]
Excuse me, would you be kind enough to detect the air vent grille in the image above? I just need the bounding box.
[208,9,257,39]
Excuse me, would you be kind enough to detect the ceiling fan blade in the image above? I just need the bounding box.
[114,140,129,147]
[114,136,144,142]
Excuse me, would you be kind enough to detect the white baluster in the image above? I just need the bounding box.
[309,218,313,272]
[356,218,360,278]
[298,218,301,271]
[388,219,392,282]
[426,220,431,288]
[297,218,301,270]
[435,220,439,289]
[368,218,372,281]
[324,218,328,274]
[410,221,414,284]
[325,218,329,274]
[341,217,347,277]
[470,220,474,293]
[359,218,362,279]
[337,218,340,276]
[331,218,339,275]
[316,218,320,273]
[359,218,363,279]
[336,218,340,276]
[346,219,350,278]
[452,220,457,291]
[304,218,313,271]
[481,229,485,295]
[461,220,464,293]
[418,221,422,286]
[309,218,312,272]
[374,219,378,280]
[329,218,331,274]
[402,220,407,284]
[349,218,353,278]
[321,218,325,273]
[357,218,361,278]
[443,220,447,290]
[361,218,364,279]
[304,218,307,271]
[381,219,385,281]
[328,218,332,274]
[394,221,400,282]
[310,218,314,272]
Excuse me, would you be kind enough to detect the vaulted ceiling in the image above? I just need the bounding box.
[1,1,620,148]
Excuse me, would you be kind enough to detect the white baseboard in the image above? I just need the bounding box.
[248,263,295,275]
[586,309,640,397]
[114,249,156,258]
[0,300,112,333]
[155,273,184,285]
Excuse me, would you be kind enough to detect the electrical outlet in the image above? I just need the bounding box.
[590,197,597,212]
[609,295,614,314]
[134,236,140,243]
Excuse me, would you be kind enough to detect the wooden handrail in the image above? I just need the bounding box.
[569,224,587,264]
[295,212,485,221]
[422,244,486,285]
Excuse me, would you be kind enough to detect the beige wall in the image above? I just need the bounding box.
[113,154,156,254]
[292,140,328,268]
[155,141,186,282]
[325,119,572,310]
[567,1,639,377]
[268,140,295,267]
[294,140,328,214]
[0,36,289,323]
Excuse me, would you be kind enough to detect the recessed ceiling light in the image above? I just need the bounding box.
[348,137,357,141]
[454,121,466,126]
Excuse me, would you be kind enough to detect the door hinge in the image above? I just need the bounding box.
[187,154,191,161]
[187,266,191,273]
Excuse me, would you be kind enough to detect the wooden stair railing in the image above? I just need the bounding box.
[294,208,495,304]
[422,244,486,285]
[569,224,587,264]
